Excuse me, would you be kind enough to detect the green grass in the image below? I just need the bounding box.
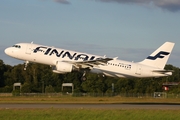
[1,96,180,104]
[0,108,180,120]
[0,96,180,120]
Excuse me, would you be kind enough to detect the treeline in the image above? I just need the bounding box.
[0,59,180,94]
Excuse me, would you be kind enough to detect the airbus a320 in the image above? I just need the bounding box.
[4,42,175,80]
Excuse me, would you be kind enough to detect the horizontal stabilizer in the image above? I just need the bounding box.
[152,70,173,76]
[152,70,174,73]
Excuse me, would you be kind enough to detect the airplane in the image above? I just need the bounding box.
[4,41,175,80]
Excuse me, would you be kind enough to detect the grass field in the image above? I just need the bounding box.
[0,96,180,120]
[0,96,180,104]
[0,108,180,120]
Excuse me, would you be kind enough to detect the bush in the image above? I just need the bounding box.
[45,85,55,93]
[12,90,20,96]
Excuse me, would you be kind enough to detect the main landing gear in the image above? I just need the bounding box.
[81,71,87,81]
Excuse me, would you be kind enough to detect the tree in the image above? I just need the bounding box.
[45,85,55,93]
[0,58,180,94]
[21,82,32,93]
[0,59,9,87]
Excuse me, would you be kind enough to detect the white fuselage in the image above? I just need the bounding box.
[4,43,172,78]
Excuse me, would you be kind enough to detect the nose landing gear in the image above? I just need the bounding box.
[24,61,29,70]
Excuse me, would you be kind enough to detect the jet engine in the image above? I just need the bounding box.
[52,61,75,73]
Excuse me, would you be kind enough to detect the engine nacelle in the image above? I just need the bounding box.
[52,70,67,74]
[55,61,73,73]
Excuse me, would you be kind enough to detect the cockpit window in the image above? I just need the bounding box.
[12,45,21,48]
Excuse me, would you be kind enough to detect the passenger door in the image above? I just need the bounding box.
[26,44,32,55]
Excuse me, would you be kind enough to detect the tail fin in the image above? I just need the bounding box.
[139,42,175,69]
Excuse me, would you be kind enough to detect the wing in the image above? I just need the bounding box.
[65,58,113,69]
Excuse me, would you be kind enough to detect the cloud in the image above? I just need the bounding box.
[53,0,70,4]
[51,0,180,12]
[98,0,180,12]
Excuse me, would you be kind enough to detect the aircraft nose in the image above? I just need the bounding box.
[4,48,11,55]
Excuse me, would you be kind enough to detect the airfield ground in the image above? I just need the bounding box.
[0,95,180,104]
[0,96,180,120]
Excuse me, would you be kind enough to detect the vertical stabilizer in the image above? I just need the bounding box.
[139,42,175,69]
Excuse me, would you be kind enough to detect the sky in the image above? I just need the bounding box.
[0,0,180,67]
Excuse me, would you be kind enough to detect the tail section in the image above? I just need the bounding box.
[139,42,175,69]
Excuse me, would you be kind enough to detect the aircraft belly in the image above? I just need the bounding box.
[98,66,134,78]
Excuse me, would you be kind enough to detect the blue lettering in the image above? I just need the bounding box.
[62,51,77,60]
[75,54,89,61]
[34,46,97,61]
[44,48,52,55]
[90,56,95,60]
[33,46,47,53]
[49,49,64,57]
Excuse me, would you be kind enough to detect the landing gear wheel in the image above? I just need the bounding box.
[81,76,87,81]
